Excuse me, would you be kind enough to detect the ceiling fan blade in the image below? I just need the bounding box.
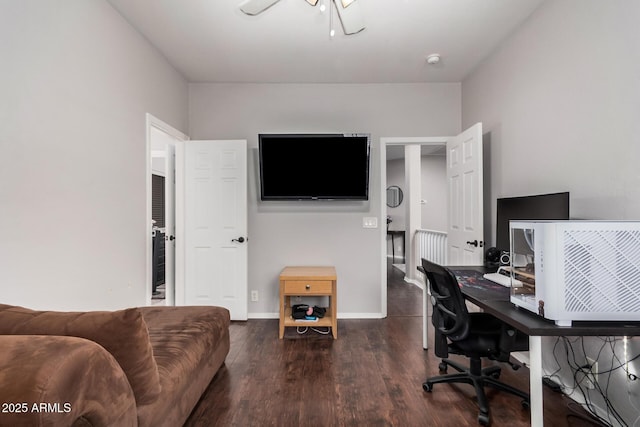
[334,0,365,35]
[239,0,282,16]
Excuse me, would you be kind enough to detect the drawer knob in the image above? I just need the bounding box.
[305,284,311,290]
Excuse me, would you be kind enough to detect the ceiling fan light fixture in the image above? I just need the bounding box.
[329,0,335,37]
[239,0,365,37]
[239,0,281,16]
[334,0,365,35]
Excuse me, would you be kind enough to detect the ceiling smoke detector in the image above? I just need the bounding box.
[426,54,441,65]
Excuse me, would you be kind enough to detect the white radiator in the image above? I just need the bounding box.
[415,229,447,280]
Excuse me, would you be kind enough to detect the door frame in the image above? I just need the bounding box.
[145,113,188,305]
[380,137,448,319]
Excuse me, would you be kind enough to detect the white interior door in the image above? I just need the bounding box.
[447,123,484,266]
[176,140,248,320]
[164,143,176,305]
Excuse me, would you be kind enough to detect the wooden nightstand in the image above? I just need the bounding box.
[279,266,337,339]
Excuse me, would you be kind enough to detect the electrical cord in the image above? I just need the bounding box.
[628,376,640,427]
[571,338,625,426]
[296,326,331,335]
[548,336,640,427]
[589,337,640,426]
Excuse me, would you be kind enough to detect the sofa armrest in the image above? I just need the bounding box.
[0,335,137,427]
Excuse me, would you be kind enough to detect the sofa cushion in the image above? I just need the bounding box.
[0,304,161,405]
[0,335,138,427]
[136,306,231,427]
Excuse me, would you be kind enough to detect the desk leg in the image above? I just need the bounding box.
[530,335,543,427]
[422,281,429,349]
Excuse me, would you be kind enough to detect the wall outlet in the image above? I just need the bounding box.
[251,290,259,302]
[585,357,598,390]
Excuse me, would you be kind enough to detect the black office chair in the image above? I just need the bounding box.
[419,259,530,426]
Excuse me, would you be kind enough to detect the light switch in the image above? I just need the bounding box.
[363,217,378,228]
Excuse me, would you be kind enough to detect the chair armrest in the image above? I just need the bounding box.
[0,335,137,427]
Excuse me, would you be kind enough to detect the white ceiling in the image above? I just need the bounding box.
[107,0,544,84]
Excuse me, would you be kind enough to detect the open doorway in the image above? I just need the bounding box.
[379,137,447,349]
[385,144,447,276]
[380,124,485,349]
[380,137,447,294]
[146,114,188,306]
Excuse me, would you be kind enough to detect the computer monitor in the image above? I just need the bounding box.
[495,192,570,252]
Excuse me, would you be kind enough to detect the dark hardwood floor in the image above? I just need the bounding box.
[185,262,599,426]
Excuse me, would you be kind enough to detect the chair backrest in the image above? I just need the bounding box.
[420,258,470,342]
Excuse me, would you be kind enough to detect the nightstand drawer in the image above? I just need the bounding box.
[283,280,332,294]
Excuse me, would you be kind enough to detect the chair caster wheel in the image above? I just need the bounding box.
[521,400,530,409]
[438,362,448,373]
[423,382,433,392]
[478,413,490,426]
[490,371,501,379]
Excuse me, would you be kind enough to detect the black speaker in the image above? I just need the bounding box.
[486,247,511,268]
[485,247,500,268]
[499,251,511,266]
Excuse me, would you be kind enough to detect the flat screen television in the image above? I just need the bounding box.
[495,192,570,251]
[259,133,370,201]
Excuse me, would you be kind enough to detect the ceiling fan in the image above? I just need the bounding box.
[239,0,365,36]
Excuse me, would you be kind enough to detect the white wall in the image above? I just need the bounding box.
[462,0,640,423]
[189,83,460,317]
[386,155,447,259]
[420,156,447,231]
[0,1,188,310]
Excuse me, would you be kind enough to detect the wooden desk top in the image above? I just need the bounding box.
[280,266,337,281]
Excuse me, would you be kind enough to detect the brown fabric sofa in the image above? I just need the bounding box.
[0,304,230,426]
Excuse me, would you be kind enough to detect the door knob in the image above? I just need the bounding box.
[232,237,246,243]
[466,239,479,247]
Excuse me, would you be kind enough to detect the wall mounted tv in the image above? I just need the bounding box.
[495,192,570,251]
[259,133,371,201]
